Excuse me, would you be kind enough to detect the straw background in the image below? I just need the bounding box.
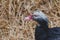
[0,0,60,40]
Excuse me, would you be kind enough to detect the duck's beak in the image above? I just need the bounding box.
[24,15,33,21]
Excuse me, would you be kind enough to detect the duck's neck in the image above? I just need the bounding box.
[39,23,49,31]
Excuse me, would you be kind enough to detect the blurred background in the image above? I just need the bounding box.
[0,0,60,40]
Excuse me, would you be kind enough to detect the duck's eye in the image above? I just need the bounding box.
[33,15,38,17]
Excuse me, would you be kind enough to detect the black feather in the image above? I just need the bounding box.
[34,10,60,40]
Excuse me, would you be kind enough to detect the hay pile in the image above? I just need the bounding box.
[0,0,60,40]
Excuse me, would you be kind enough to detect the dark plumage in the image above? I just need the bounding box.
[24,10,60,40]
